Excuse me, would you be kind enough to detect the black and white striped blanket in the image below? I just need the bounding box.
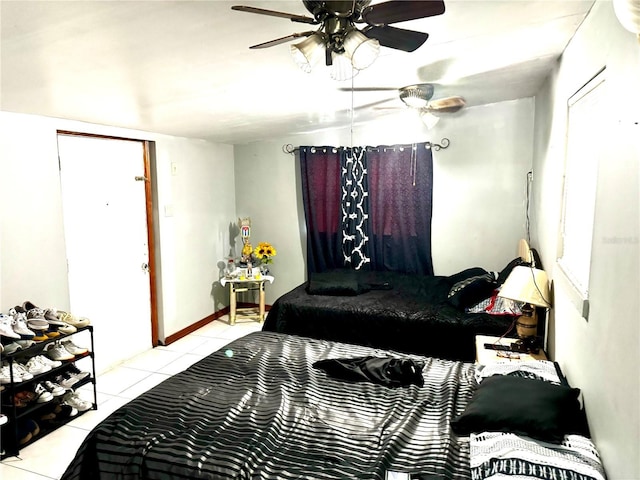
[62,331,477,479]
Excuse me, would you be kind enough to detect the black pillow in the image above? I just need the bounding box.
[446,267,489,286]
[307,271,370,296]
[496,257,530,286]
[447,273,497,309]
[451,375,581,443]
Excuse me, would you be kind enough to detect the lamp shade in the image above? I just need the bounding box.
[498,266,551,308]
[330,51,359,81]
[420,111,440,129]
[291,34,325,73]
[343,30,380,70]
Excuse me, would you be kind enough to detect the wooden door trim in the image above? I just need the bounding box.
[56,130,159,347]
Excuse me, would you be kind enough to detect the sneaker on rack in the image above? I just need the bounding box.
[55,371,79,389]
[44,309,76,333]
[15,339,36,349]
[55,310,90,329]
[67,364,91,381]
[56,403,78,419]
[34,354,62,369]
[0,314,20,340]
[9,314,35,339]
[33,383,54,403]
[23,357,52,375]
[42,380,66,397]
[11,362,34,381]
[61,339,88,355]
[62,391,92,412]
[2,342,23,355]
[0,413,7,426]
[45,342,75,361]
[0,363,22,384]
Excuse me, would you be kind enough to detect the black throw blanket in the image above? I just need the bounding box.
[313,356,425,388]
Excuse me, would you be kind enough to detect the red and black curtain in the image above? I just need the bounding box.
[299,143,434,275]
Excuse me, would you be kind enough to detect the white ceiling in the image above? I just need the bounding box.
[0,0,594,144]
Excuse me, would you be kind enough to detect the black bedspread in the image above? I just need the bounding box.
[62,331,477,480]
[263,271,515,361]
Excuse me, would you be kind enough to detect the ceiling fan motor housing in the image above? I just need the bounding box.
[303,0,371,20]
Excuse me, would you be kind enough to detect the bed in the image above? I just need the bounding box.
[61,331,606,480]
[263,255,535,362]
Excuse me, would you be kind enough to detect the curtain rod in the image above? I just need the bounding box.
[282,138,450,155]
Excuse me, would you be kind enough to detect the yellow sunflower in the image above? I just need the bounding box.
[254,242,277,263]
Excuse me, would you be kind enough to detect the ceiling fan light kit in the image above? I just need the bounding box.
[399,84,435,109]
[420,111,440,130]
[233,0,446,79]
[291,34,326,73]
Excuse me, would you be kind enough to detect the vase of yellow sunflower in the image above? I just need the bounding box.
[254,242,277,275]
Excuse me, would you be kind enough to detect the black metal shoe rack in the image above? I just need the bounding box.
[0,325,97,459]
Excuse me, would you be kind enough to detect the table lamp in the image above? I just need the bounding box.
[497,266,551,349]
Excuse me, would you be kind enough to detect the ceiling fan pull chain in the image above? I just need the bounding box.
[411,144,417,187]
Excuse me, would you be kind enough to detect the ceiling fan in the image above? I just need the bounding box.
[342,83,466,128]
[231,1,446,79]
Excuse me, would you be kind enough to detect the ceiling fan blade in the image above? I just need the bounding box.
[231,6,317,24]
[361,1,445,26]
[249,31,315,49]
[363,26,428,52]
[427,96,466,113]
[337,87,399,92]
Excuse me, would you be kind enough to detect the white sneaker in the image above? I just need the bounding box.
[61,339,88,355]
[0,364,22,384]
[62,391,92,412]
[10,315,35,339]
[33,383,54,403]
[23,357,51,375]
[34,354,62,369]
[42,380,66,397]
[0,314,20,339]
[11,363,33,381]
[45,343,75,361]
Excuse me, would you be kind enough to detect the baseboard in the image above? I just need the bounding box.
[160,304,270,346]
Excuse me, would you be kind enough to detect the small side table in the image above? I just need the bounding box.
[220,275,274,325]
[475,335,548,364]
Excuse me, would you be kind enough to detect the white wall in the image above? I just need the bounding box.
[531,1,640,477]
[0,111,236,346]
[234,97,535,304]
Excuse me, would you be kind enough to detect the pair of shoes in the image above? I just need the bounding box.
[22,357,52,375]
[33,383,54,403]
[10,307,49,335]
[17,419,40,445]
[61,339,88,355]
[0,362,34,383]
[41,380,66,397]
[0,314,35,340]
[0,314,21,340]
[45,342,75,361]
[23,302,67,338]
[38,403,78,422]
[62,391,92,412]
[56,310,91,329]
[44,309,76,334]
[21,355,62,374]
[13,390,37,407]
[55,366,90,389]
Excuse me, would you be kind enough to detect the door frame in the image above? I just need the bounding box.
[56,130,159,347]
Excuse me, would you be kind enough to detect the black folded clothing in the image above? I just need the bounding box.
[313,356,425,388]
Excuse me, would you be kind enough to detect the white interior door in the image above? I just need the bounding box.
[57,134,152,374]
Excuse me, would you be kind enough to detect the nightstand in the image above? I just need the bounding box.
[220,274,274,325]
[475,335,547,364]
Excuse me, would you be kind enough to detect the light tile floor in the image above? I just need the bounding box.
[1,316,262,480]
